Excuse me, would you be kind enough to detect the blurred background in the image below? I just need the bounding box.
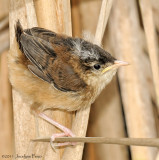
[0,0,159,160]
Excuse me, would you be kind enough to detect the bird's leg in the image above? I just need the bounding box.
[39,113,74,136]
[38,113,76,148]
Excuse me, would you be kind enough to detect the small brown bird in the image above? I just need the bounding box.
[8,21,128,147]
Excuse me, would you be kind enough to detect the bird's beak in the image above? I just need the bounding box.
[102,60,129,74]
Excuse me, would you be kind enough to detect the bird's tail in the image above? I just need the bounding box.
[15,20,23,51]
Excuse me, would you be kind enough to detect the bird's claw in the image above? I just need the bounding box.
[50,132,76,151]
[50,138,57,152]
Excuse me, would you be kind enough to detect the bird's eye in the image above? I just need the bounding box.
[94,64,101,70]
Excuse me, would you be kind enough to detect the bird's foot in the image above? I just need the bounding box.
[38,113,76,150]
[50,132,76,151]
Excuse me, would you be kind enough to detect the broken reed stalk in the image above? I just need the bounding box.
[34,0,73,159]
[78,1,128,159]
[139,0,159,111]
[10,0,73,159]
[62,0,113,160]
[32,137,159,148]
[24,0,38,27]
[94,0,113,45]
[90,79,129,160]
[0,51,13,158]
[9,0,40,156]
[109,0,158,159]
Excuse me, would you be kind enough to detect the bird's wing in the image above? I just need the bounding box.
[19,33,86,92]
[25,27,57,42]
[24,27,74,49]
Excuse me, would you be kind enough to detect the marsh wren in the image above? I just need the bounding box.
[8,21,128,147]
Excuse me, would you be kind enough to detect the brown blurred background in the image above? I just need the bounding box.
[0,0,159,160]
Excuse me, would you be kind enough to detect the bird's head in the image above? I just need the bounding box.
[70,38,128,94]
